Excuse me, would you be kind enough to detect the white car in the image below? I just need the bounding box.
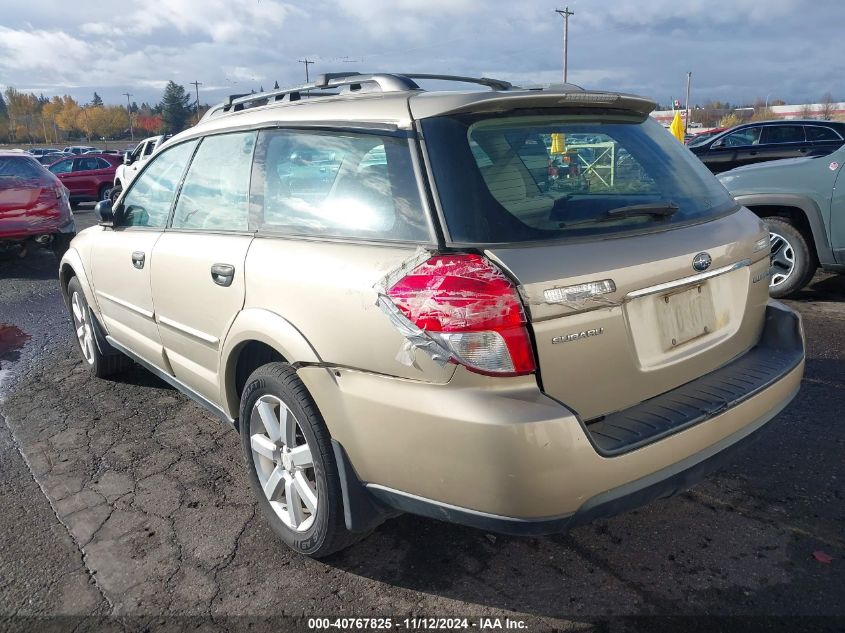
[110,135,169,202]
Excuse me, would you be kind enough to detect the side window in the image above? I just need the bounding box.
[143,141,155,158]
[761,125,805,144]
[119,140,198,228]
[96,157,112,169]
[806,126,842,142]
[254,128,430,241]
[49,159,73,174]
[131,142,145,161]
[74,157,98,172]
[172,132,256,232]
[721,127,762,147]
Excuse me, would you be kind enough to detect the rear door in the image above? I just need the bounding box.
[149,131,257,402]
[90,140,198,367]
[71,156,102,198]
[759,124,809,162]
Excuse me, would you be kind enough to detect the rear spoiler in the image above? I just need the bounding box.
[409,90,657,119]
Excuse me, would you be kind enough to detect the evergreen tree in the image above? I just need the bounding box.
[131,101,139,113]
[0,91,7,119]
[91,92,103,106]
[273,80,280,89]
[158,81,192,133]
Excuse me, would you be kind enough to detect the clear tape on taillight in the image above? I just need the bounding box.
[374,251,536,376]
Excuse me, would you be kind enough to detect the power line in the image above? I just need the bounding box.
[297,58,315,83]
[190,80,203,124]
[122,92,134,142]
[555,7,575,84]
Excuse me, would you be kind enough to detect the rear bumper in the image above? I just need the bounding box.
[303,301,804,534]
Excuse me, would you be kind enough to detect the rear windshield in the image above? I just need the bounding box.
[0,156,43,180]
[422,111,737,244]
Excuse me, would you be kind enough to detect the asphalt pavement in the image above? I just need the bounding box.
[1,209,843,632]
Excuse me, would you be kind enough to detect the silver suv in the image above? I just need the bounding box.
[60,73,805,557]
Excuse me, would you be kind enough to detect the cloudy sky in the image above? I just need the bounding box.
[0,0,841,108]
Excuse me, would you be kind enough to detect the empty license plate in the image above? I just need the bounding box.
[657,284,716,350]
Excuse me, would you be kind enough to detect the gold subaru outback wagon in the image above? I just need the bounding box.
[59,73,804,557]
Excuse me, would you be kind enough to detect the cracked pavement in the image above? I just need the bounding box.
[1,210,844,631]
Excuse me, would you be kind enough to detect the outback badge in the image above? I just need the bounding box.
[692,252,712,272]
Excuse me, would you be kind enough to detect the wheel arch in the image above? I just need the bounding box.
[59,248,98,314]
[220,308,322,419]
[736,194,831,266]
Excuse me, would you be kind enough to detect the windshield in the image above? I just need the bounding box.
[422,111,737,244]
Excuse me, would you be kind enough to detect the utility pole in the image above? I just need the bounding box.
[684,72,692,135]
[190,80,203,124]
[298,58,315,83]
[555,7,575,83]
[123,92,134,142]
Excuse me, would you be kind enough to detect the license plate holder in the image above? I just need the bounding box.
[656,283,716,351]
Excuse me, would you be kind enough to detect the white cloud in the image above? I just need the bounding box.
[0,0,840,108]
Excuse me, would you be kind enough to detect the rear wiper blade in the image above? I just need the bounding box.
[604,201,679,219]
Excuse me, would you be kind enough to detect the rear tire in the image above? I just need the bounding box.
[239,362,365,558]
[764,217,815,298]
[109,184,122,204]
[66,277,131,378]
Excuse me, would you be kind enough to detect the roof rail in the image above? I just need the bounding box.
[201,72,519,121]
[399,73,515,91]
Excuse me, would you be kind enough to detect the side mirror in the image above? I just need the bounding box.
[95,199,114,226]
[123,152,133,165]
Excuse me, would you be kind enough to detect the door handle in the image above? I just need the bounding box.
[749,151,758,156]
[131,251,145,269]
[799,147,809,153]
[211,263,235,287]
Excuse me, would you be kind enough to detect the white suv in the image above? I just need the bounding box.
[110,135,168,202]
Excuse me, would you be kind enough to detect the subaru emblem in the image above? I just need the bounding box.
[692,252,712,272]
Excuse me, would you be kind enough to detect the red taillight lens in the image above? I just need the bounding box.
[387,254,536,376]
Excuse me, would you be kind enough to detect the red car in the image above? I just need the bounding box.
[0,150,75,256]
[47,153,121,204]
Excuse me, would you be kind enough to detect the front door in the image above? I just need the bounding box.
[149,131,257,402]
[90,139,198,369]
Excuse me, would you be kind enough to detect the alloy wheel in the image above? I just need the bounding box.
[249,394,318,532]
[71,291,95,364]
[769,231,795,289]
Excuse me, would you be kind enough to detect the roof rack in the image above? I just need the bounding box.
[202,72,520,121]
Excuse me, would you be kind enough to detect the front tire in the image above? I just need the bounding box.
[109,184,122,204]
[98,184,110,202]
[764,217,815,298]
[66,277,131,378]
[239,362,364,557]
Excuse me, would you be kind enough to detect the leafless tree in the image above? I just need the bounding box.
[820,92,835,120]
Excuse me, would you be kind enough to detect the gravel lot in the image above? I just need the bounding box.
[1,209,843,632]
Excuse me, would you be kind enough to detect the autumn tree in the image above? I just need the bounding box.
[750,99,775,122]
[718,112,743,129]
[159,81,192,133]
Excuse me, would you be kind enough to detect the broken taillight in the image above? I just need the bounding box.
[387,254,536,376]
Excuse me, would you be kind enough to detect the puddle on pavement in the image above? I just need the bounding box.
[0,324,30,364]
